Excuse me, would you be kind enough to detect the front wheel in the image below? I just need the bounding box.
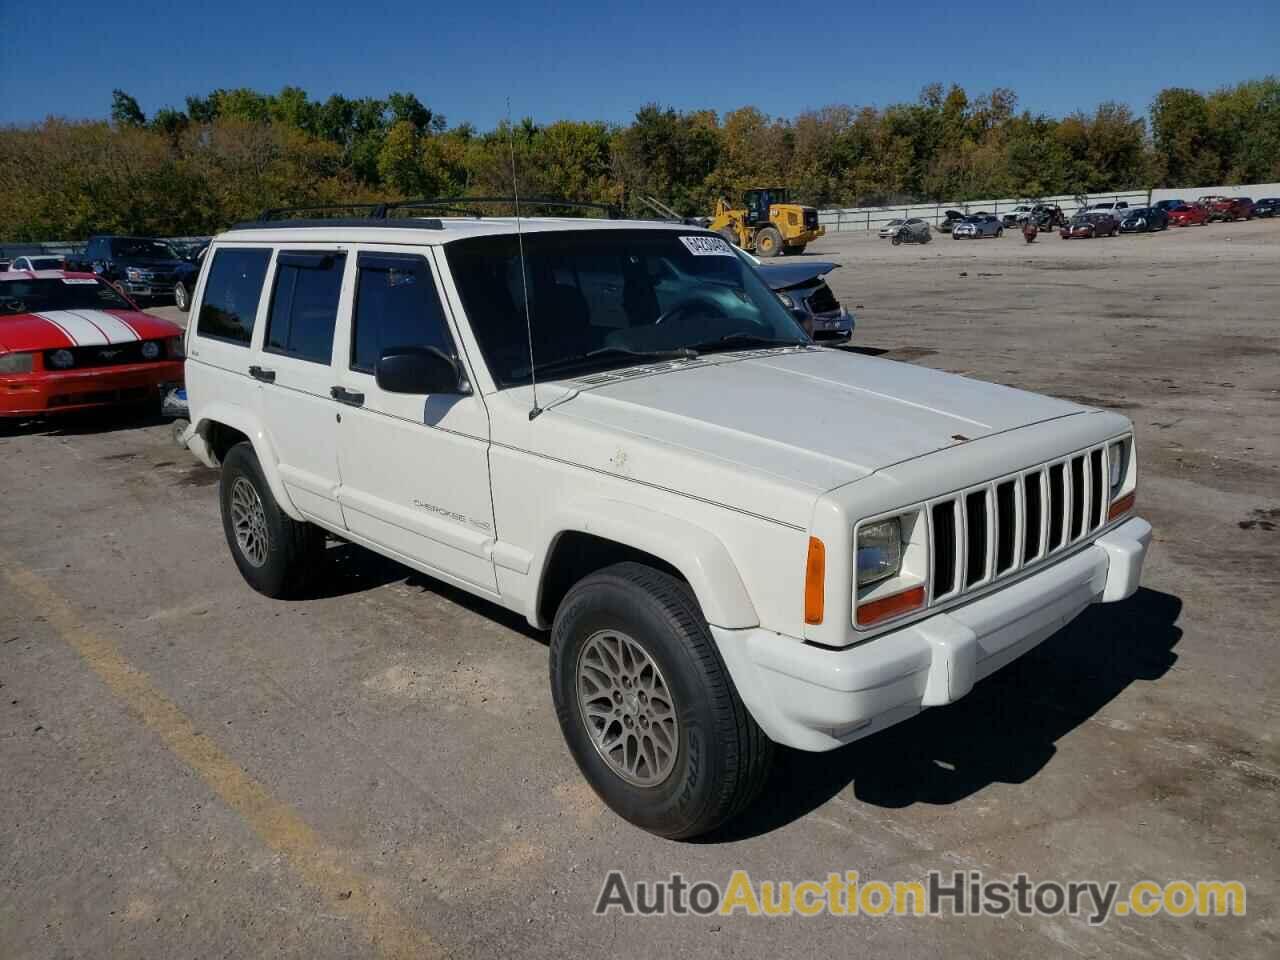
[995,227,1003,238]
[174,281,191,312]
[549,562,773,839]
[893,233,903,245]
[755,226,784,257]
[219,442,323,598]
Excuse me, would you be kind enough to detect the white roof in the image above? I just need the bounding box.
[216,216,696,246]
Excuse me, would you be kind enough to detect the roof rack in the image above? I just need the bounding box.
[256,203,389,221]
[382,197,621,219]
[232,196,621,232]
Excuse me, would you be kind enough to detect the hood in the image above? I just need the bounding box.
[535,348,1087,526]
[0,308,182,351]
[754,261,839,290]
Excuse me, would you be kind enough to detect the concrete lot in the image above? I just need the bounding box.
[2,221,1277,958]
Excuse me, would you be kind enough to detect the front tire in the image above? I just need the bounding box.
[174,281,191,312]
[219,442,322,598]
[755,226,784,257]
[549,562,773,839]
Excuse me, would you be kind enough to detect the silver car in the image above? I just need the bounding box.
[952,214,1004,239]
[878,218,906,239]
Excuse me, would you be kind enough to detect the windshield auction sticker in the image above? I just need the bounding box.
[593,869,1247,923]
[678,235,736,257]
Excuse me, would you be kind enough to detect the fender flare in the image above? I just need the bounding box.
[532,499,758,630]
[189,402,303,521]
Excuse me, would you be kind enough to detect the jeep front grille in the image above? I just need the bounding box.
[928,442,1115,604]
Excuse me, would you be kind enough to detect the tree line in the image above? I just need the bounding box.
[0,78,1276,241]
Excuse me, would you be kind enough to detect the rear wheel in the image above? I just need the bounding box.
[755,226,784,257]
[549,562,773,839]
[995,227,1004,238]
[174,281,191,312]
[219,442,323,598]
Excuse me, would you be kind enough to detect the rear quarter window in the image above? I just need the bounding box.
[196,248,272,345]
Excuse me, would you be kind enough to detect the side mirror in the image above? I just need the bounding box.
[375,346,466,395]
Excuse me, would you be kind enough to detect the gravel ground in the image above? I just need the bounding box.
[1,219,1277,958]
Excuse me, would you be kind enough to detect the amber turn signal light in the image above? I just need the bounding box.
[804,537,825,624]
[857,584,926,627]
[1108,491,1136,521]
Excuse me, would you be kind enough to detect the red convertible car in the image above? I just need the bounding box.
[0,269,185,420]
[1167,204,1210,227]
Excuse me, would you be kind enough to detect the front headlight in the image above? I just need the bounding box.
[126,267,142,281]
[776,292,796,309]
[140,341,161,360]
[49,349,75,369]
[0,351,35,373]
[857,518,902,586]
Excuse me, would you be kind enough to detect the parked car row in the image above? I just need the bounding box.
[63,235,204,312]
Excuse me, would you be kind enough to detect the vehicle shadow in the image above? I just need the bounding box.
[303,541,546,644]
[704,587,1182,842]
[0,406,170,437]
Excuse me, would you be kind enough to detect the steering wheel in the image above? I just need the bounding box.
[654,295,730,326]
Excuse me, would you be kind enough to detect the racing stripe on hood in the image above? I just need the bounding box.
[71,309,141,342]
[33,311,109,346]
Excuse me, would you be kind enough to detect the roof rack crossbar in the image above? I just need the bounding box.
[229,217,443,231]
[383,196,621,219]
[257,203,388,221]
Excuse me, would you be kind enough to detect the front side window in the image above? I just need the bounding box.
[265,252,345,364]
[446,229,807,387]
[196,248,271,345]
[351,253,455,373]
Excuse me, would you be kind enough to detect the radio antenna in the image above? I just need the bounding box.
[507,99,541,420]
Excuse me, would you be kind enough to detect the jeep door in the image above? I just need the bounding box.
[251,248,347,528]
[330,246,497,592]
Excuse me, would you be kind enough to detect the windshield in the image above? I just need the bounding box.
[112,238,177,259]
[445,229,808,387]
[0,277,132,315]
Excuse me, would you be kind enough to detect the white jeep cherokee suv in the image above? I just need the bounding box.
[180,209,1151,839]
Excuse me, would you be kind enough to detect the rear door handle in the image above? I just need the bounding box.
[330,386,365,407]
[248,365,276,383]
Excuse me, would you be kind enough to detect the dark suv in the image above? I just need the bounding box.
[80,236,200,311]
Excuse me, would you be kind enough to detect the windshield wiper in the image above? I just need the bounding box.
[529,346,699,379]
[688,333,808,354]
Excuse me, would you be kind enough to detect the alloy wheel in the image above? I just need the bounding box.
[575,630,679,787]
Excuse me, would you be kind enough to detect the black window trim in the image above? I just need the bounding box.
[262,248,346,366]
[348,250,459,376]
[195,245,273,349]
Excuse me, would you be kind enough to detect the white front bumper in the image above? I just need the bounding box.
[714,516,1152,752]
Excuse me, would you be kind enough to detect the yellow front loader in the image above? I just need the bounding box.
[707,188,824,257]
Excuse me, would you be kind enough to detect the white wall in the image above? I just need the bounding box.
[817,181,1280,233]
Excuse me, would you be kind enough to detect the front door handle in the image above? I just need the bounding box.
[248,365,276,383]
[330,386,365,407]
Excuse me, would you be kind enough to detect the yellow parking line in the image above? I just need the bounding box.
[1,558,444,960]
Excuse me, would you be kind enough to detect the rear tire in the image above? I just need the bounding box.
[755,226,784,257]
[219,442,322,599]
[549,562,773,839]
[174,281,191,312]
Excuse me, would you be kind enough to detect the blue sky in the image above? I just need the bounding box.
[1,0,1276,129]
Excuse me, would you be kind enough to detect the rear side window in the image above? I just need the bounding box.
[196,248,271,345]
[265,251,346,364]
[350,253,455,373]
